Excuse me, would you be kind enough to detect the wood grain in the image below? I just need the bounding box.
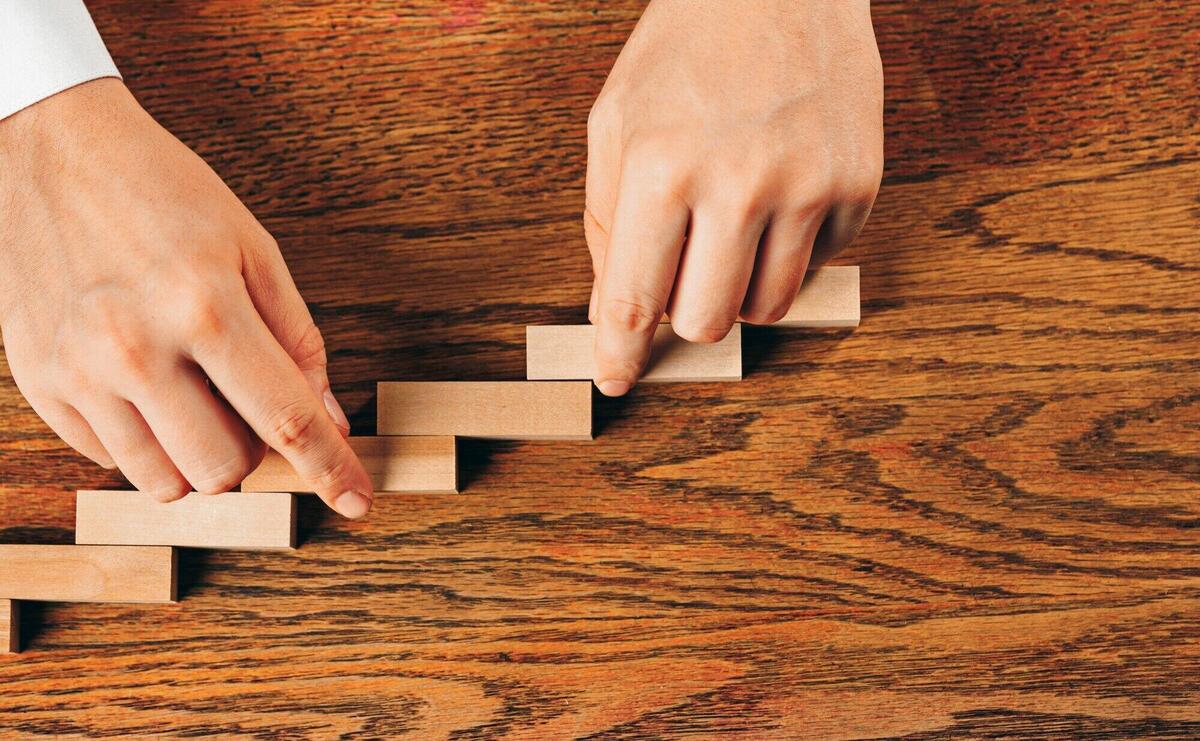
[1,0,1198,737]
[1,600,15,654]
[0,545,176,603]
[75,490,297,550]
[378,381,593,440]
[243,436,459,494]
[526,323,743,382]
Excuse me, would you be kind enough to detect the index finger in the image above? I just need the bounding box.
[190,290,374,518]
[593,159,690,396]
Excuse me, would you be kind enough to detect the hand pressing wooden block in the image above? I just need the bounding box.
[377,381,592,440]
[526,324,742,382]
[0,545,176,603]
[243,436,458,494]
[776,265,860,327]
[2,599,16,654]
[75,491,296,550]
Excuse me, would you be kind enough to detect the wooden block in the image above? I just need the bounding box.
[75,491,296,550]
[776,265,860,327]
[2,599,16,654]
[377,381,592,440]
[526,324,742,382]
[243,436,458,494]
[0,545,176,603]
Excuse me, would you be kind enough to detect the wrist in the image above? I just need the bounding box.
[1,78,134,162]
[0,79,138,196]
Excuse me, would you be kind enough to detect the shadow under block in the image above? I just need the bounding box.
[242,436,458,494]
[0,545,177,603]
[377,381,593,440]
[75,491,296,550]
[2,599,15,654]
[776,265,860,327]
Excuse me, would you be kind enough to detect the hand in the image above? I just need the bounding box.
[585,0,883,395]
[0,79,374,518]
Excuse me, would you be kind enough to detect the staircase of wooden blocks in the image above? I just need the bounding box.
[1,266,859,654]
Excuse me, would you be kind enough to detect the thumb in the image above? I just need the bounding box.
[240,229,351,437]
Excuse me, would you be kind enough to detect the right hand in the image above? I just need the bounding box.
[0,78,374,518]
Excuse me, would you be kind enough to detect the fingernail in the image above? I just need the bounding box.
[334,490,372,519]
[596,379,632,397]
[323,389,351,434]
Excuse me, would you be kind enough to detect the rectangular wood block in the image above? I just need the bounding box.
[777,265,860,327]
[526,323,742,382]
[75,491,296,550]
[0,545,176,603]
[377,381,592,440]
[243,436,458,494]
[2,599,16,654]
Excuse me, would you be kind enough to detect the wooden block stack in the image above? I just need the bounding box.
[526,265,860,381]
[1,266,858,654]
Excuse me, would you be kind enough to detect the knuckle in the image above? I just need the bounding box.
[79,291,152,375]
[309,452,353,492]
[624,142,688,201]
[287,322,327,371]
[266,401,321,452]
[847,174,881,210]
[93,327,155,382]
[587,97,613,137]
[601,293,663,335]
[177,283,229,342]
[723,195,770,233]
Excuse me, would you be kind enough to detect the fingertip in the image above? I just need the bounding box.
[333,490,373,519]
[596,379,632,397]
[149,485,189,504]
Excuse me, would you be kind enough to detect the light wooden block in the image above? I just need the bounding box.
[377,381,592,440]
[243,436,458,494]
[0,545,176,603]
[75,490,296,550]
[776,265,860,327]
[526,324,742,382]
[2,599,16,654]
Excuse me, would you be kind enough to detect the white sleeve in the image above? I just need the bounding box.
[0,0,121,121]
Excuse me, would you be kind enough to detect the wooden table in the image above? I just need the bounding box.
[2,1,1198,737]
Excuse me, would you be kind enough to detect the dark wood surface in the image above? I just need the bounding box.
[2,1,1199,737]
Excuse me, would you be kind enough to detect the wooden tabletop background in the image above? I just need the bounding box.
[2,1,1199,737]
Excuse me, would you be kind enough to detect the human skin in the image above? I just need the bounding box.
[0,1,880,512]
[586,0,883,395]
[0,78,374,518]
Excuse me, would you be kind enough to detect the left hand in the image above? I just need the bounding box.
[585,0,883,395]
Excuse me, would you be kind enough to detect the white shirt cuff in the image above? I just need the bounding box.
[0,0,121,121]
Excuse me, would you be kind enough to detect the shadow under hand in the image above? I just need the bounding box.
[742,325,857,376]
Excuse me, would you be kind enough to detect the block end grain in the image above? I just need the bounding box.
[2,599,17,654]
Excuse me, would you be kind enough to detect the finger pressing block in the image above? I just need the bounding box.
[75,490,296,550]
[377,381,592,440]
[527,324,742,382]
[2,599,16,654]
[243,436,458,494]
[0,545,176,603]
[775,265,860,328]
